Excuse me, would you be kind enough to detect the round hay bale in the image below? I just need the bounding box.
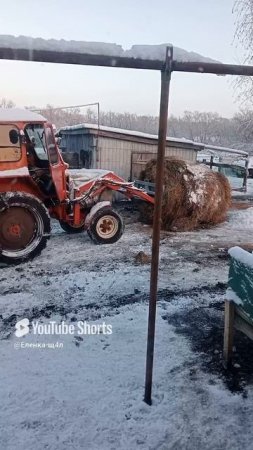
[139,158,231,231]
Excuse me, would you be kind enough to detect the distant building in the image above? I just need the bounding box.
[58,124,250,192]
[248,156,253,178]
[58,124,203,181]
[197,144,249,191]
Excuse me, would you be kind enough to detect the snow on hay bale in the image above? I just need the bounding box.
[139,159,231,231]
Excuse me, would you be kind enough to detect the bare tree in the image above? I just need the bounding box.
[234,109,253,141]
[2,97,251,151]
[234,0,253,105]
[0,98,15,108]
[33,104,86,128]
[234,0,253,59]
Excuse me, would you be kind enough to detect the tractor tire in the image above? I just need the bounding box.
[59,220,85,234]
[87,207,124,245]
[0,192,51,265]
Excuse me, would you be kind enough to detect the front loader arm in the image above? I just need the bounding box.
[108,180,155,203]
[75,178,155,205]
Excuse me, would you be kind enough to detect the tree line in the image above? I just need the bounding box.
[25,103,253,154]
[1,98,253,153]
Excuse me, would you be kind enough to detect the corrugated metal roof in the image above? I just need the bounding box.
[60,124,249,157]
[59,123,203,148]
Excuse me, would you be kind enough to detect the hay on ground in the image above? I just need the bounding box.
[139,158,231,231]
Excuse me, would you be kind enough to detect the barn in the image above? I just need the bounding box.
[58,124,203,181]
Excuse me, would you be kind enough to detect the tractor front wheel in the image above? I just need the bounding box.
[87,207,124,245]
[0,192,51,265]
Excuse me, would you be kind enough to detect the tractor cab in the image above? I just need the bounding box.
[0,108,68,202]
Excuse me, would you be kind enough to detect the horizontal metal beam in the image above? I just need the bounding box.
[0,47,164,71]
[1,46,253,77]
[172,60,253,76]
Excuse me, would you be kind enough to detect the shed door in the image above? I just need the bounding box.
[131,152,157,180]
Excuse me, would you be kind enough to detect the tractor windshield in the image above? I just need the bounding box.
[25,124,48,161]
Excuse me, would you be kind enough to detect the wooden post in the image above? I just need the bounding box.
[223,300,235,367]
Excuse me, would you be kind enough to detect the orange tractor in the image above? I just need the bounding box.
[0,109,154,264]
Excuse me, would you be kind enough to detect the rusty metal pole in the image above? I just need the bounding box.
[144,47,173,405]
[243,159,249,192]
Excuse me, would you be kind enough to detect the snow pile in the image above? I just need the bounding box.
[0,35,219,63]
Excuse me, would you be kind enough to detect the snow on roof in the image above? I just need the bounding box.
[0,35,218,63]
[198,143,248,157]
[59,123,203,147]
[0,108,47,122]
[60,124,251,157]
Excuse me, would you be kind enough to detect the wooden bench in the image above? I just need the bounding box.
[224,246,253,366]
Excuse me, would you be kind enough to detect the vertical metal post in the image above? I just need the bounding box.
[144,47,173,405]
[223,300,235,368]
[243,159,249,192]
[96,102,100,168]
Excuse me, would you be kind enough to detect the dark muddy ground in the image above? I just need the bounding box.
[163,294,253,395]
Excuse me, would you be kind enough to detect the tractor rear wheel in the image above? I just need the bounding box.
[59,220,85,234]
[87,207,124,244]
[0,192,51,265]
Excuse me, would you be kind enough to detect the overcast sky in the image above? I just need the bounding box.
[0,0,244,117]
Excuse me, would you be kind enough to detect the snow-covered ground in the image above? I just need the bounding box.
[1,203,253,449]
